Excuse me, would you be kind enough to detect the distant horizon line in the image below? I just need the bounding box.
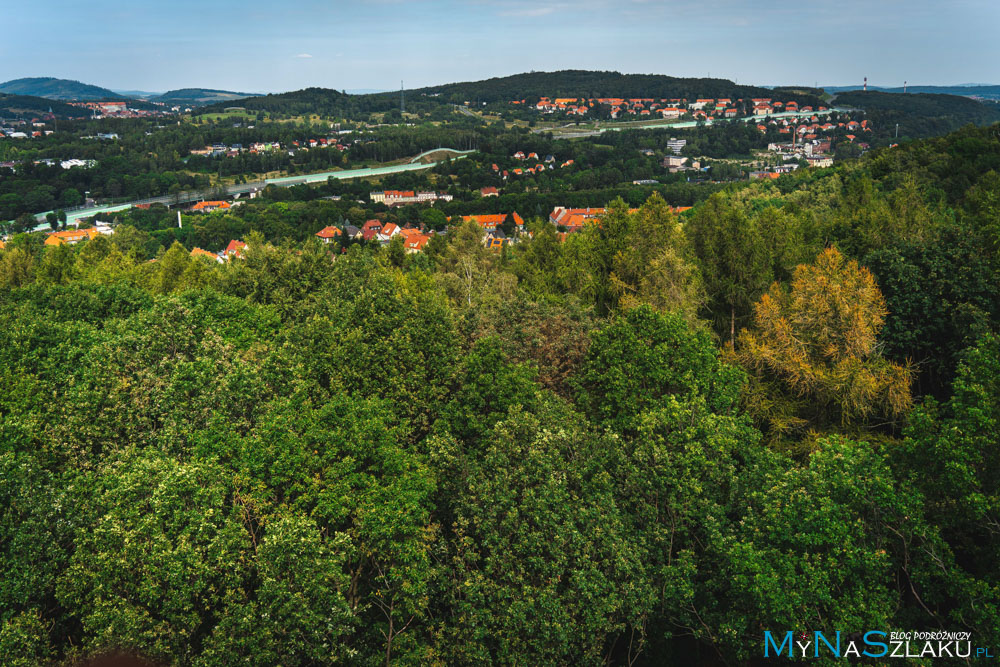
[4,72,997,99]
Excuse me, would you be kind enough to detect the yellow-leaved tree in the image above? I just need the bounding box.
[736,246,912,446]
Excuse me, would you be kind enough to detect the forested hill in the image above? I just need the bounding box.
[153,88,258,105]
[0,93,86,118]
[826,84,1000,100]
[198,86,357,116]
[406,69,824,106]
[198,70,826,118]
[0,77,122,101]
[834,90,1000,140]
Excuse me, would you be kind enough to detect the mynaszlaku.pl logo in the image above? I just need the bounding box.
[764,631,990,659]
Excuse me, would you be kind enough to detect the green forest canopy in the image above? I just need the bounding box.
[1,121,1000,665]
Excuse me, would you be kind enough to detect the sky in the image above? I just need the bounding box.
[3,0,998,93]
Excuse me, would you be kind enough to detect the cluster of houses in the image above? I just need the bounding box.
[67,101,168,119]
[513,95,833,121]
[369,190,454,206]
[23,201,699,263]
[490,152,574,178]
[0,157,96,172]
[521,96,689,119]
[189,136,350,159]
[762,117,870,140]
[1,118,53,139]
[758,118,871,168]
[316,219,435,253]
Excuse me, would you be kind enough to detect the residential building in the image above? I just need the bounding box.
[190,247,223,263]
[549,207,606,230]
[315,226,342,244]
[361,219,383,241]
[223,239,246,259]
[666,138,687,155]
[190,200,230,212]
[44,228,101,246]
[403,233,431,253]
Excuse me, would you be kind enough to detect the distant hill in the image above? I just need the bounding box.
[0,77,124,101]
[112,89,164,99]
[198,87,353,116]
[410,70,822,106]
[153,88,259,106]
[832,90,1000,141]
[198,70,825,120]
[0,93,87,118]
[825,84,1000,100]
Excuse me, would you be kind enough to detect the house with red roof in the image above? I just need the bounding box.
[403,234,431,253]
[549,206,606,230]
[44,228,101,246]
[190,200,230,212]
[360,220,382,241]
[315,226,342,244]
[190,247,223,263]
[380,223,401,241]
[223,239,246,259]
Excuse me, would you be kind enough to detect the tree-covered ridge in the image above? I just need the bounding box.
[0,93,85,119]
[835,90,1000,141]
[1,122,1000,665]
[198,70,826,119]
[410,69,823,106]
[0,77,122,101]
[153,88,258,104]
[198,87,400,118]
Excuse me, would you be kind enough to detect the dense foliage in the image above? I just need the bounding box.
[2,117,1000,666]
[835,90,1000,142]
[0,94,83,119]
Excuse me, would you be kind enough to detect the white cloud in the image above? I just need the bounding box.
[296,53,313,59]
[501,7,554,16]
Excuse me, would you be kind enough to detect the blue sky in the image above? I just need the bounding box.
[4,0,997,92]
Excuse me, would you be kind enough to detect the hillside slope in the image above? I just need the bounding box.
[154,88,259,106]
[0,93,87,118]
[0,77,123,101]
[834,90,1000,141]
[410,69,823,106]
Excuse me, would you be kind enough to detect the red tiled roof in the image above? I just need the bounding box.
[224,239,246,257]
[404,234,431,251]
[316,226,341,239]
[190,247,218,260]
[191,200,230,210]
